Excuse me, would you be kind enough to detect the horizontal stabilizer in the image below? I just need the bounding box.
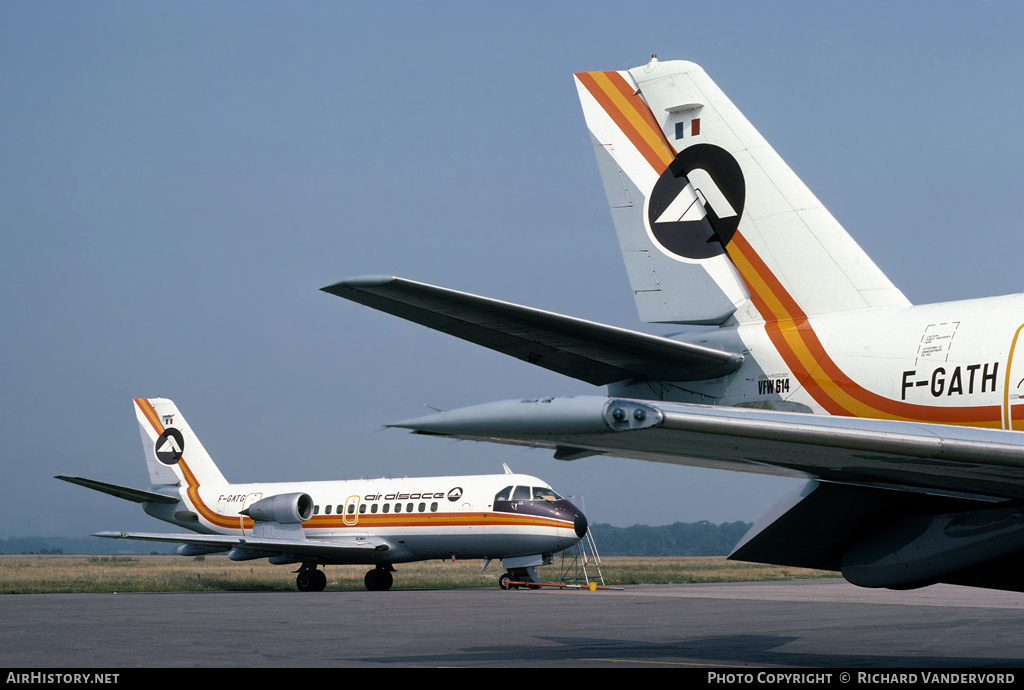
[55,476,179,505]
[322,276,743,385]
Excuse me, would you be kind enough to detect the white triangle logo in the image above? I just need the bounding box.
[158,435,182,455]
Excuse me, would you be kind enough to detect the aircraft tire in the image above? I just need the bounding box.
[364,568,393,591]
[498,573,516,590]
[296,568,327,592]
[312,569,327,591]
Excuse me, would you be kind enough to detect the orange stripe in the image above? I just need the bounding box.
[578,79,1003,427]
[134,398,252,529]
[134,398,163,435]
[306,512,572,531]
[600,71,676,166]
[728,234,1001,426]
[575,71,675,172]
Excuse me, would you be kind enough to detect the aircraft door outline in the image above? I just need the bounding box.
[1004,324,1024,430]
[344,495,360,526]
[240,493,263,535]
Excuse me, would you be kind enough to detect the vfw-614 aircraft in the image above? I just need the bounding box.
[57,398,587,591]
[323,57,1024,593]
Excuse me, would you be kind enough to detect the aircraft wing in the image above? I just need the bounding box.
[321,276,743,385]
[93,531,390,559]
[389,396,1024,590]
[388,396,1024,502]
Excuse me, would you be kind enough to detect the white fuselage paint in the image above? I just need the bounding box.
[146,472,585,564]
[610,294,1024,431]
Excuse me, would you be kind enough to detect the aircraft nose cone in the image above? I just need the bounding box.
[574,511,588,538]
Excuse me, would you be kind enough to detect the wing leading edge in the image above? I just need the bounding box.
[389,396,1024,591]
[321,276,743,385]
[388,395,1024,502]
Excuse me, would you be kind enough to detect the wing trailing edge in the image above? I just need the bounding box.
[321,276,743,385]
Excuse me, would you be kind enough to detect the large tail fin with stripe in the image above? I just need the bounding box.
[574,57,909,326]
[134,398,228,488]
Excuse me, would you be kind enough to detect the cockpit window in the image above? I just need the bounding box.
[496,485,565,502]
[533,486,563,501]
[512,485,532,500]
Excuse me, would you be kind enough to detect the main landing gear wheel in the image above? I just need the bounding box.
[296,568,327,592]
[364,567,394,591]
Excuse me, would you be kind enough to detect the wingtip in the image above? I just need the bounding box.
[320,275,400,294]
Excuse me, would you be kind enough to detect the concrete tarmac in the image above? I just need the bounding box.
[3,579,1024,668]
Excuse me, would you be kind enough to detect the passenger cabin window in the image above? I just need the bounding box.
[430,502,438,512]
[325,505,332,515]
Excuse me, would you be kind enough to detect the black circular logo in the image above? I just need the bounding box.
[646,144,745,260]
[447,487,463,502]
[154,428,185,466]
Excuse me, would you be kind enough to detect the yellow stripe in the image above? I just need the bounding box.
[590,71,675,168]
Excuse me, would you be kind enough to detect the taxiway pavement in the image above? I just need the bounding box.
[3,579,1023,668]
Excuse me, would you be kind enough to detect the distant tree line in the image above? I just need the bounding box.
[587,521,752,557]
[3,521,752,557]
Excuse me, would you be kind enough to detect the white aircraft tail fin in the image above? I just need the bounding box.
[575,58,909,326]
[134,398,228,488]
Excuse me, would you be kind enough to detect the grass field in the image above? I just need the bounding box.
[0,554,838,594]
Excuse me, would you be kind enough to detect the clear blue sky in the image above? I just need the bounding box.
[4,1,1023,537]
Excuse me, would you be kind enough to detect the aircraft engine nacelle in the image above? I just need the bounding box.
[840,505,1024,589]
[242,492,314,524]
